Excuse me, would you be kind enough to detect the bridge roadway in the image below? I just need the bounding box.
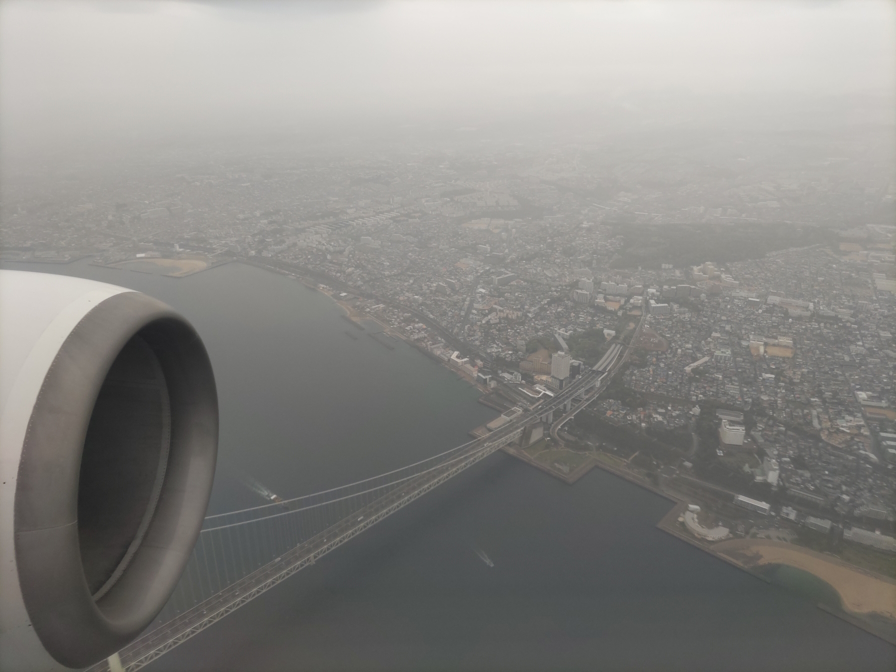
[91,333,636,671]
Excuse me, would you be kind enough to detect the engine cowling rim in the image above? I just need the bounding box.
[14,291,218,669]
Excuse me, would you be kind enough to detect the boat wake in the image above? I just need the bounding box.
[474,548,495,568]
[240,472,283,503]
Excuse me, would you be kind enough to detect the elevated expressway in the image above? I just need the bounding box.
[549,313,646,443]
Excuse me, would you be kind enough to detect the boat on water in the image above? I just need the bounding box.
[241,473,284,504]
[475,549,494,567]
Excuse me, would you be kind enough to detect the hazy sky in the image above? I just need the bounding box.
[1,0,893,156]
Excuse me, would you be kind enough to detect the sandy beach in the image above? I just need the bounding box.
[714,539,896,620]
[328,294,395,336]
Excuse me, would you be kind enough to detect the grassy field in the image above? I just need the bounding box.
[718,451,760,472]
[521,437,593,473]
[522,438,549,458]
[792,528,896,580]
[593,451,628,468]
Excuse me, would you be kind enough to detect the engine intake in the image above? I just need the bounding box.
[0,271,218,671]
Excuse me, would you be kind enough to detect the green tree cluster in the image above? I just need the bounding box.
[567,328,607,366]
[525,336,557,354]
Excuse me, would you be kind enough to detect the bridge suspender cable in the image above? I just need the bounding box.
[204,435,483,521]
[202,440,499,532]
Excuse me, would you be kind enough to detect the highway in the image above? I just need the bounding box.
[549,313,646,444]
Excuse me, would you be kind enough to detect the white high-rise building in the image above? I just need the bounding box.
[551,351,571,381]
[649,300,670,315]
[762,457,779,487]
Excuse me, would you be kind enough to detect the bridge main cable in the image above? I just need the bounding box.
[202,435,485,528]
[201,441,506,532]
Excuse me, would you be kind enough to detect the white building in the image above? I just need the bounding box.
[761,456,779,487]
[551,351,571,381]
[684,356,710,374]
[720,274,739,288]
[683,511,730,541]
[733,495,770,515]
[571,289,591,304]
[648,299,670,315]
[720,420,746,446]
[493,273,517,287]
[805,517,832,534]
[844,527,896,553]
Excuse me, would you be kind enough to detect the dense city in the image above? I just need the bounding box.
[3,1,896,669]
[3,126,895,629]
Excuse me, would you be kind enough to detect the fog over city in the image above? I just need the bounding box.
[1,2,896,672]
[2,1,893,158]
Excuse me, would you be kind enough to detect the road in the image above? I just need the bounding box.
[549,308,647,445]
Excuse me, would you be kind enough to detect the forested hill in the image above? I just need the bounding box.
[609,222,836,269]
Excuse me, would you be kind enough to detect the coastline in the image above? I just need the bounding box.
[317,284,410,342]
[92,255,225,277]
[587,459,896,646]
[240,258,492,394]
[500,423,896,647]
[219,259,896,647]
[713,539,896,618]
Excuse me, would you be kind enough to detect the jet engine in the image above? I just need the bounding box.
[0,270,218,671]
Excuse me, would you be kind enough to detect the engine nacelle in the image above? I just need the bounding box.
[0,270,218,671]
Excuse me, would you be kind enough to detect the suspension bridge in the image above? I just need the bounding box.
[88,332,638,672]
